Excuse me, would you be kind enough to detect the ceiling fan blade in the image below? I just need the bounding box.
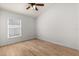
[28,3,35,7]
[36,4,44,6]
[26,6,30,9]
[28,3,32,4]
[35,7,38,11]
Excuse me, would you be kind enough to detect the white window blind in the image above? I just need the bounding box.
[8,17,22,38]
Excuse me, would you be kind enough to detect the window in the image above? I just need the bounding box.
[8,17,22,38]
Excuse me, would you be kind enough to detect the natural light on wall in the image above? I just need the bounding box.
[8,17,22,38]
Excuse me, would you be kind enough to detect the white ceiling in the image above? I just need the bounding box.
[0,3,54,18]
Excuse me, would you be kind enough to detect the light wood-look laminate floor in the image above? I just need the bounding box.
[0,39,79,56]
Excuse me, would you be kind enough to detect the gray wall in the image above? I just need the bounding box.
[36,4,79,50]
[0,9,36,46]
[77,4,79,50]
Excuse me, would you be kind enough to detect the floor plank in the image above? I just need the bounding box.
[0,39,79,56]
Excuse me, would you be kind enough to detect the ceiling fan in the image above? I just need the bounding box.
[26,3,44,11]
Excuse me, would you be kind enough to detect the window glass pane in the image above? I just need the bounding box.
[9,18,20,25]
[9,28,15,37]
[14,28,21,36]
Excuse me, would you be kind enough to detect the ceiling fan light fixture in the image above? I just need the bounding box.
[26,3,44,11]
[33,5,36,10]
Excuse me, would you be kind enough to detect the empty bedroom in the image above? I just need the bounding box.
[0,3,79,56]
